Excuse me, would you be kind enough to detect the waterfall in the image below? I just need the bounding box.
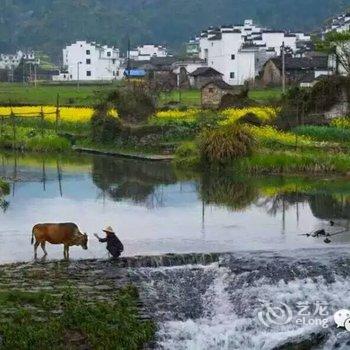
[129,249,350,349]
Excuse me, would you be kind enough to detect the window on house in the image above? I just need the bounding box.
[70,75,73,79]
[231,54,235,60]
[107,52,111,57]
[86,50,90,55]
[112,59,116,64]
[86,59,91,64]
[86,71,91,77]
[113,71,116,76]
[230,72,235,79]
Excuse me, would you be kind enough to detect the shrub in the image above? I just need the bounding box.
[106,88,156,123]
[0,179,10,196]
[91,102,122,143]
[173,141,200,168]
[199,124,255,164]
[238,112,263,126]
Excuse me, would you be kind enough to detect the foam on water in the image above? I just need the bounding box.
[131,250,350,349]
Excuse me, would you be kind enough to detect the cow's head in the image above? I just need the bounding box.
[77,233,88,250]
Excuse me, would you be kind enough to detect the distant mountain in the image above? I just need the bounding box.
[1,0,350,61]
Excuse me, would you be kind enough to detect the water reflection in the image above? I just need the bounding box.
[92,156,177,207]
[0,151,350,263]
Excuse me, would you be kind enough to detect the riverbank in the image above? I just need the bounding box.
[0,259,155,350]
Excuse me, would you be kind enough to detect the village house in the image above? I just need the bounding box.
[0,50,38,70]
[190,19,311,86]
[201,80,244,109]
[0,50,40,82]
[122,56,178,89]
[323,12,350,36]
[53,41,122,81]
[171,58,207,88]
[128,44,168,61]
[189,67,223,89]
[260,55,331,87]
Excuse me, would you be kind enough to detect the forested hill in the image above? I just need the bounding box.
[1,0,350,60]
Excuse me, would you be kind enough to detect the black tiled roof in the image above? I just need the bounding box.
[270,56,328,70]
[190,67,223,77]
[202,80,235,90]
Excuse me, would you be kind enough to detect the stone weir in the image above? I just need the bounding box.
[0,252,221,349]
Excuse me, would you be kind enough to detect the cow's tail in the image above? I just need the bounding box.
[31,227,35,245]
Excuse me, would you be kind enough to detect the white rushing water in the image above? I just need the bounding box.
[131,250,350,350]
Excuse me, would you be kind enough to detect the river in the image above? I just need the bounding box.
[0,151,350,349]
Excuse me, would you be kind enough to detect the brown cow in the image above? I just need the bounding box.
[31,223,88,259]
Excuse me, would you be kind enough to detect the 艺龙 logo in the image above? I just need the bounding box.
[258,301,293,327]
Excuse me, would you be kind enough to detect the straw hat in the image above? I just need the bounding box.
[103,226,115,234]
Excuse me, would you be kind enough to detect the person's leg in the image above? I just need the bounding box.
[109,248,121,260]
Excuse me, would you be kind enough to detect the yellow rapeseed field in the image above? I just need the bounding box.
[331,117,350,129]
[154,109,200,123]
[220,107,278,125]
[0,106,98,123]
[250,126,312,147]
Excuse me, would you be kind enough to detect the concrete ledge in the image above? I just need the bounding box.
[72,146,174,161]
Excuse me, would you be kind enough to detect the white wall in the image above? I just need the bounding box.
[197,20,310,86]
[130,45,168,61]
[61,41,121,81]
[262,32,285,53]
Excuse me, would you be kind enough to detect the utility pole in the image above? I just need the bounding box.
[77,61,82,90]
[281,41,286,93]
[127,36,131,83]
[34,64,37,87]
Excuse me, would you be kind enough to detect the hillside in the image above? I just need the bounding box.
[1,0,350,61]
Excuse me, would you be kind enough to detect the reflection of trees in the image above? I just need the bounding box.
[91,156,177,206]
[257,192,309,215]
[309,194,350,221]
[199,172,259,210]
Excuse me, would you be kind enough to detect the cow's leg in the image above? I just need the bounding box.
[41,242,47,256]
[34,241,40,259]
[63,245,70,259]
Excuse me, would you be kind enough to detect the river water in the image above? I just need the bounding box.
[0,151,350,349]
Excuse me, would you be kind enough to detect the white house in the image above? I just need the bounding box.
[128,44,168,61]
[53,41,122,81]
[195,19,310,85]
[0,50,39,70]
[323,12,350,36]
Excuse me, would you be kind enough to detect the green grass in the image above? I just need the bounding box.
[0,81,283,108]
[248,88,282,102]
[0,125,71,152]
[1,115,91,135]
[0,82,120,107]
[234,150,350,175]
[159,89,201,107]
[293,125,350,143]
[0,286,155,350]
